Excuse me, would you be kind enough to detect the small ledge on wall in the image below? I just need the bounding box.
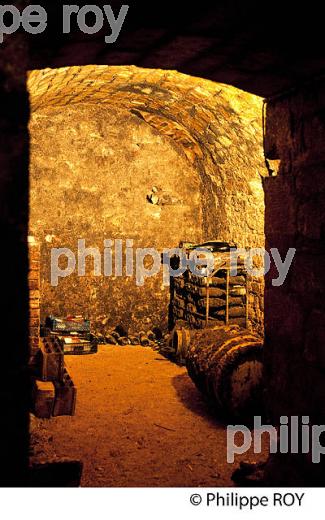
[265,158,281,177]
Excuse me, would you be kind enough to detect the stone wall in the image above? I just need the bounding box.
[263,77,325,484]
[28,66,267,335]
[0,3,30,484]
[29,104,202,333]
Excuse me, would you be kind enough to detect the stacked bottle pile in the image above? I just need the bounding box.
[171,241,248,329]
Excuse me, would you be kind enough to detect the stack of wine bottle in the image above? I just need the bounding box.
[171,242,248,329]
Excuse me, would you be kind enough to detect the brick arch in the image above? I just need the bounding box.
[29,65,262,161]
[28,65,267,244]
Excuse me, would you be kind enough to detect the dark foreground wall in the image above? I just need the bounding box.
[264,78,325,484]
[0,18,30,484]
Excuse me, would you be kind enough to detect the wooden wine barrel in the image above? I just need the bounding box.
[172,327,191,363]
[186,325,263,419]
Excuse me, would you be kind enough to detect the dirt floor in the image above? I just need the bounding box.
[30,345,268,487]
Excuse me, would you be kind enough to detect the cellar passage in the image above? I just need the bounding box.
[28,65,267,336]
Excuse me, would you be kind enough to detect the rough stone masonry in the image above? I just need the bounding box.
[28,65,267,336]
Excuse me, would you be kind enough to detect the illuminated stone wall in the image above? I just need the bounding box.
[28,65,267,334]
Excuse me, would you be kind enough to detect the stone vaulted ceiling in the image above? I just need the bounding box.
[29,0,325,98]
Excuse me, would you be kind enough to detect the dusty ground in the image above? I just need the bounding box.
[30,345,267,486]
